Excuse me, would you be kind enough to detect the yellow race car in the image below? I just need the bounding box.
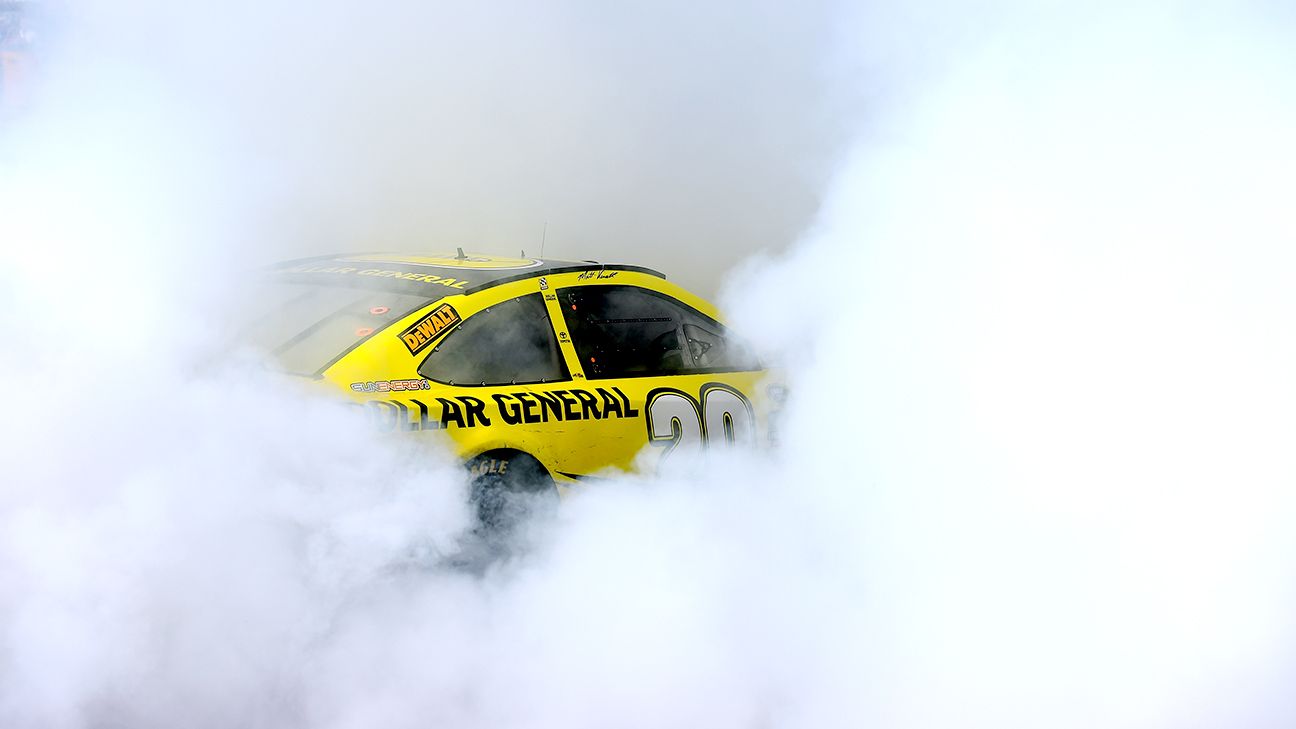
[249,251,774,527]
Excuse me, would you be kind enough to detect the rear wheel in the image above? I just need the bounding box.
[466,450,557,539]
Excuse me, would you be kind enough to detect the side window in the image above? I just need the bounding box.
[418,293,568,385]
[557,285,759,379]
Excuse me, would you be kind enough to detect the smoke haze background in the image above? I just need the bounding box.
[7,0,856,295]
[3,1,1296,728]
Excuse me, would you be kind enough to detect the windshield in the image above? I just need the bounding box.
[242,282,433,377]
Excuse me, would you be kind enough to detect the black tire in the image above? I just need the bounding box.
[466,450,557,538]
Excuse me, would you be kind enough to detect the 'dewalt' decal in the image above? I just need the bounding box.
[399,303,460,355]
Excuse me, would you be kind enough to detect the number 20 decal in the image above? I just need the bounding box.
[645,384,755,463]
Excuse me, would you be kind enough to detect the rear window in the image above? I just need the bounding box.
[417,293,568,386]
[242,283,431,376]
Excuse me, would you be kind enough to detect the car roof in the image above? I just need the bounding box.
[270,251,666,298]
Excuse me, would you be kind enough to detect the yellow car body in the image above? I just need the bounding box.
[258,252,773,490]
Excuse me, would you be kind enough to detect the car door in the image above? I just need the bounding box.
[552,282,767,473]
[408,289,585,456]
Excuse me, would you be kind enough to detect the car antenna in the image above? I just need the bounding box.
[455,247,467,261]
[540,221,548,259]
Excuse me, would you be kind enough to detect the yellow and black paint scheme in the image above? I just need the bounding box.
[274,253,774,492]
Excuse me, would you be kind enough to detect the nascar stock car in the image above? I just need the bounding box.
[248,251,777,530]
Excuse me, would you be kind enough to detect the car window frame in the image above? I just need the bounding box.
[416,291,572,387]
[555,283,761,380]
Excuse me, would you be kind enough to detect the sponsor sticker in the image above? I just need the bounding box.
[362,386,640,432]
[399,303,461,355]
[350,379,432,393]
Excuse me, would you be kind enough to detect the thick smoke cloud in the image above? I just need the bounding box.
[4,1,1296,728]
[724,4,1296,726]
[16,0,855,295]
